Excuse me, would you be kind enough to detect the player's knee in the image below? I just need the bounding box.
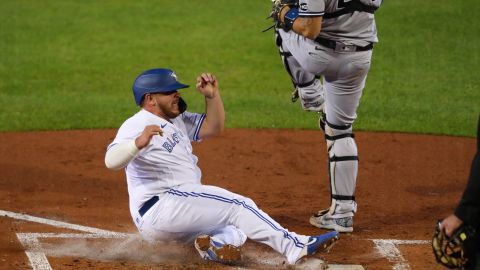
[325,121,358,157]
[241,197,257,208]
[332,137,358,156]
[325,121,351,138]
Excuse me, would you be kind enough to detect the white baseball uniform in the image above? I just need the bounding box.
[106,109,309,264]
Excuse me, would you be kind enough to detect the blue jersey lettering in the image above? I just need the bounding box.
[162,132,180,153]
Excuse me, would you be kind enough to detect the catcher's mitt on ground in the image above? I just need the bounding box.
[432,221,476,269]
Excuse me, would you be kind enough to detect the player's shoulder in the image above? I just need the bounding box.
[121,110,143,125]
[178,111,203,123]
[118,111,148,132]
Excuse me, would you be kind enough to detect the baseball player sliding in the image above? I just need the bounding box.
[270,0,382,232]
[105,68,339,265]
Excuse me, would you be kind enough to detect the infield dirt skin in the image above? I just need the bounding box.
[0,129,475,270]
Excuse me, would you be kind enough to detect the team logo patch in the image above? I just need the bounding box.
[170,71,177,80]
[300,3,308,11]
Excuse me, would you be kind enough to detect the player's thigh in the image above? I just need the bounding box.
[160,184,253,233]
[285,53,317,85]
[279,29,330,75]
[324,51,372,126]
[336,50,372,82]
[139,184,250,241]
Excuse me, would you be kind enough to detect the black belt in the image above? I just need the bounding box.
[139,196,159,217]
[314,37,373,52]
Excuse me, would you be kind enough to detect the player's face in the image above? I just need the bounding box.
[152,91,181,119]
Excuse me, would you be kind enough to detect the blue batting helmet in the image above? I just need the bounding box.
[132,68,189,105]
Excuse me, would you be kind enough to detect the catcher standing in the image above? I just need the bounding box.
[270,0,382,232]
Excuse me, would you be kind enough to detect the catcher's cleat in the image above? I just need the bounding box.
[310,211,354,233]
[296,231,339,263]
[194,235,242,264]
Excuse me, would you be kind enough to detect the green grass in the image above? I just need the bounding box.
[359,0,480,136]
[0,0,478,136]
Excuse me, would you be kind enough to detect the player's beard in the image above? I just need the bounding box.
[160,99,180,119]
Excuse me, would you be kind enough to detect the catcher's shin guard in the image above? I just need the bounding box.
[275,30,324,111]
[323,120,358,218]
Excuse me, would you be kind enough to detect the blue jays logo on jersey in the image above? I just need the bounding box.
[162,132,181,153]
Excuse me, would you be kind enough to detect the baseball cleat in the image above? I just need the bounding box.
[194,235,242,264]
[310,210,354,233]
[296,231,339,263]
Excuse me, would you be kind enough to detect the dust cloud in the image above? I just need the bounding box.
[41,234,298,269]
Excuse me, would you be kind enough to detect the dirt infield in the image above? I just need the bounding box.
[0,128,475,270]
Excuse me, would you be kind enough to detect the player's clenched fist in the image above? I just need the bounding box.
[135,125,163,149]
[196,73,218,99]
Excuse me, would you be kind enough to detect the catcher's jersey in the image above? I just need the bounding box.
[298,0,381,45]
[108,109,205,218]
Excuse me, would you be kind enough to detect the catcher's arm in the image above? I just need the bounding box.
[279,6,322,39]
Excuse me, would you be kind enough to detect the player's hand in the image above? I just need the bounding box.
[196,73,218,99]
[135,125,164,149]
[440,214,463,237]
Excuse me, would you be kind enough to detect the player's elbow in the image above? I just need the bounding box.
[104,156,125,171]
[209,122,225,136]
[217,126,225,136]
[216,121,225,134]
[300,28,321,40]
[104,141,139,170]
[199,121,224,139]
[203,115,225,136]
[295,17,322,40]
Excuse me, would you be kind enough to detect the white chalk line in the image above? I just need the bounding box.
[1,209,132,270]
[16,232,135,270]
[372,239,430,270]
[0,209,128,237]
[2,209,431,270]
[18,233,129,239]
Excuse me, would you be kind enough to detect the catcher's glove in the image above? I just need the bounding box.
[432,221,476,269]
[266,0,298,31]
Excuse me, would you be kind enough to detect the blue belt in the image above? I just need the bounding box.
[138,196,159,217]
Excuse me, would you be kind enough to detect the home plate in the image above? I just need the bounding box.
[296,258,365,270]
